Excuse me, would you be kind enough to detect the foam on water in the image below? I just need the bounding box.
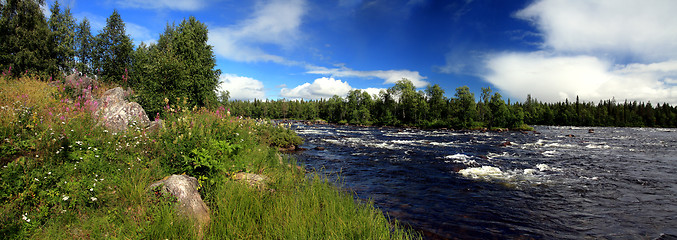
[458,166,504,180]
[458,165,550,185]
[542,150,557,157]
[543,142,578,148]
[445,153,477,165]
[429,141,455,147]
[295,129,331,135]
[585,143,611,149]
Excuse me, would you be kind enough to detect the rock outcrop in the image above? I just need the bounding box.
[148,175,210,235]
[62,73,162,133]
[95,87,151,133]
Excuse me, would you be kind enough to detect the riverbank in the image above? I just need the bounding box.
[0,76,419,239]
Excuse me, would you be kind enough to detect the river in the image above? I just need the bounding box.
[290,123,677,239]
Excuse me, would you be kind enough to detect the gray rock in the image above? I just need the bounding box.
[95,87,150,133]
[148,175,211,235]
[232,172,268,189]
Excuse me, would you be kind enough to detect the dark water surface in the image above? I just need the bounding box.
[291,124,677,239]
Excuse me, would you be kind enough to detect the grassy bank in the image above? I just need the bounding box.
[0,76,420,239]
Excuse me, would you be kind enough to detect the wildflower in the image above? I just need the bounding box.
[91,197,97,201]
[62,195,69,201]
[90,188,93,191]
[48,172,51,175]
[21,213,30,222]
[33,178,39,182]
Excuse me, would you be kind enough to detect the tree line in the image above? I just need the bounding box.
[222,80,677,129]
[0,0,219,119]
[2,0,676,129]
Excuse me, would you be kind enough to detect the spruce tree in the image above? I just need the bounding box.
[0,0,51,77]
[95,10,133,84]
[75,18,93,75]
[48,0,76,76]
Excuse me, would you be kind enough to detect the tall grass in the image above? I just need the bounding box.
[0,75,420,239]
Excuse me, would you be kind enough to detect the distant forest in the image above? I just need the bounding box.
[2,1,676,130]
[222,79,677,129]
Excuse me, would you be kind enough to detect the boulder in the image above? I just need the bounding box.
[148,175,210,235]
[232,172,268,189]
[64,73,99,96]
[95,87,150,133]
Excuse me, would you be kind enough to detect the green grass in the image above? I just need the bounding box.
[0,76,420,239]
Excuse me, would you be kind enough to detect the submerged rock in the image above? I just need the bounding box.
[148,174,210,235]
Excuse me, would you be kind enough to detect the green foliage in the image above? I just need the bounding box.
[47,1,76,76]
[0,0,51,77]
[133,16,221,118]
[1,77,417,239]
[94,10,133,84]
[75,18,93,75]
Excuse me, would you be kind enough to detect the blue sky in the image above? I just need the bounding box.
[46,0,677,104]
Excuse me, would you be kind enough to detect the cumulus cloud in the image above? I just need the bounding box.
[280,77,352,99]
[115,0,206,11]
[485,52,677,104]
[209,0,306,64]
[217,74,266,101]
[483,0,677,105]
[361,87,386,98]
[516,0,677,61]
[306,65,429,88]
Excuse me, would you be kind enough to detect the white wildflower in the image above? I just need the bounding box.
[62,195,69,201]
[91,197,97,201]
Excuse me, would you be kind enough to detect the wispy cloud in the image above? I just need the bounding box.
[209,0,306,64]
[217,74,266,100]
[126,22,156,46]
[114,0,206,11]
[306,65,429,88]
[483,0,677,105]
[280,77,352,99]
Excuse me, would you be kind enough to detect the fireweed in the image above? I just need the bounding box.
[0,75,420,239]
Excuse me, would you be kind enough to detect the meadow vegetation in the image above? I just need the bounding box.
[0,75,420,239]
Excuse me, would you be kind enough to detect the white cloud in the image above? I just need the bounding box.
[306,65,429,88]
[208,0,306,64]
[126,22,156,46]
[114,0,206,11]
[485,52,677,104]
[483,0,677,105]
[280,77,352,99]
[217,74,266,101]
[361,88,386,98]
[516,0,677,61]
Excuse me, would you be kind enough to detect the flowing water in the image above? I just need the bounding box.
[291,123,677,239]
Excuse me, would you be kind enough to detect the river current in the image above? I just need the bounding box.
[291,124,677,239]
